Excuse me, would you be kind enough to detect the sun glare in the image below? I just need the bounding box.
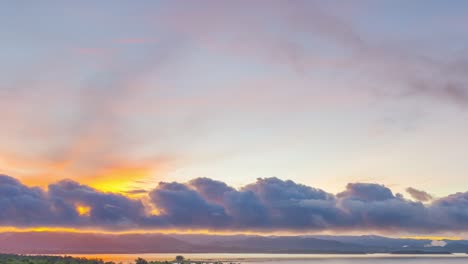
[76,205,91,217]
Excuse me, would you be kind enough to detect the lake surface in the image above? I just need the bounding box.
[66,253,468,264]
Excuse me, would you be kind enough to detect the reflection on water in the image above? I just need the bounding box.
[65,253,468,264]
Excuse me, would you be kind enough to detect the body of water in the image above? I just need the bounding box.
[66,253,468,264]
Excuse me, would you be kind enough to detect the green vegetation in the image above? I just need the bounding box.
[0,254,232,264]
[0,254,114,264]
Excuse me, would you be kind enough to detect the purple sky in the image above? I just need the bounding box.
[1,0,468,236]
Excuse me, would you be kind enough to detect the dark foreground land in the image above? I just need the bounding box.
[0,254,113,264]
[0,254,203,264]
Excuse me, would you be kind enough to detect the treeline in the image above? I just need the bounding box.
[0,254,108,264]
[0,254,121,264]
[0,254,229,264]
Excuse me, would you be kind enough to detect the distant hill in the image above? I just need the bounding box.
[199,236,365,253]
[0,232,467,254]
[0,232,194,254]
[311,235,468,253]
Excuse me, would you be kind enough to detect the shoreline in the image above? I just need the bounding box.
[50,252,468,261]
[5,253,468,264]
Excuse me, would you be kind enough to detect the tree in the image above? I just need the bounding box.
[136,257,149,264]
[175,256,185,263]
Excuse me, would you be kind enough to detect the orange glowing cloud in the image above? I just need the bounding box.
[84,165,158,193]
[0,150,175,194]
[76,204,91,217]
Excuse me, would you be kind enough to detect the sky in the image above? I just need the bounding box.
[1,0,468,237]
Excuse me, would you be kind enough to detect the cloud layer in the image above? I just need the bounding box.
[1,174,468,233]
[406,187,433,202]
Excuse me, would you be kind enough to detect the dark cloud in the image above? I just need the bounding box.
[337,186,428,230]
[241,178,338,229]
[0,175,74,226]
[189,177,235,203]
[406,187,433,202]
[0,174,147,229]
[149,182,230,227]
[48,179,146,228]
[337,183,395,201]
[222,189,269,228]
[243,177,334,203]
[429,192,468,230]
[2,175,468,233]
[124,189,149,195]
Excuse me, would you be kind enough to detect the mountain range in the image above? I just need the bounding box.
[0,232,467,254]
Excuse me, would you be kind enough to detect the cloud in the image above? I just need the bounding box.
[244,177,334,202]
[3,0,468,196]
[336,184,428,230]
[95,9,468,108]
[0,175,74,226]
[154,0,468,107]
[148,181,230,227]
[0,13,184,189]
[124,189,148,195]
[241,178,337,229]
[0,174,146,229]
[338,183,395,201]
[424,240,447,247]
[189,177,235,203]
[154,0,357,74]
[406,187,433,202]
[48,179,146,228]
[3,175,468,233]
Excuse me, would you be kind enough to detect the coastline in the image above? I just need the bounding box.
[55,253,468,263]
